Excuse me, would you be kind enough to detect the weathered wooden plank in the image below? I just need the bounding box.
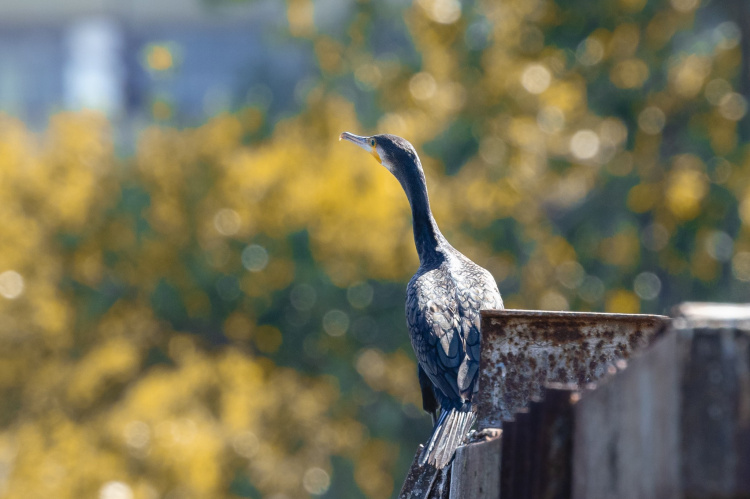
[399,445,448,499]
[572,303,750,499]
[735,332,750,493]
[496,387,577,499]
[680,328,739,496]
[572,330,681,499]
[430,468,450,499]
[513,410,533,499]
[530,387,576,499]
[675,303,750,498]
[449,435,501,499]
[674,302,750,327]
[499,418,518,499]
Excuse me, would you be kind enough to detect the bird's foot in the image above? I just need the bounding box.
[467,427,501,443]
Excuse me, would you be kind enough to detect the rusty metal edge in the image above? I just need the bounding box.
[482,309,671,323]
[477,309,671,429]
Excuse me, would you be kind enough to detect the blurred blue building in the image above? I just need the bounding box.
[0,0,313,131]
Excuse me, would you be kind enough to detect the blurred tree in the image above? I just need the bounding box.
[1,0,749,498]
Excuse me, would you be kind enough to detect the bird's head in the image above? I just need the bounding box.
[339,132,422,179]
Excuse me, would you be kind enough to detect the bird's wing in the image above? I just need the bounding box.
[407,262,503,405]
[453,264,503,399]
[407,269,466,405]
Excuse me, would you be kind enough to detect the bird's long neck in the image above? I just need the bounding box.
[397,167,446,265]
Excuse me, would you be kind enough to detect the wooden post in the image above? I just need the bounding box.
[398,303,750,498]
[530,387,577,499]
[449,435,501,498]
[572,328,681,498]
[499,418,517,498]
[676,303,750,497]
[398,446,448,499]
[499,387,577,499]
[572,303,750,498]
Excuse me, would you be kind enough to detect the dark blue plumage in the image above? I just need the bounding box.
[341,132,503,469]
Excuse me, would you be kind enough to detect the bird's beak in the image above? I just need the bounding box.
[340,131,381,164]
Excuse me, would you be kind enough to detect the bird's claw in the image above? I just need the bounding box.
[467,428,501,443]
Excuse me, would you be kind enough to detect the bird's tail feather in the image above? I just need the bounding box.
[419,407,476,469]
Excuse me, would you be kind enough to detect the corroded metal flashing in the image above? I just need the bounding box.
[477,309,669,428]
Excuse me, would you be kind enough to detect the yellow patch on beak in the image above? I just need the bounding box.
[370,147,381,163]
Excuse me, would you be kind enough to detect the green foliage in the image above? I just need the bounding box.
[1,0,749,497]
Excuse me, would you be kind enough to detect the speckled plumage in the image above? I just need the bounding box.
[341,131,503,469]
[407,240,502,468]
[408,250,502,406]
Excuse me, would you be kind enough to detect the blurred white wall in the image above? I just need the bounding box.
[64,17,124,116]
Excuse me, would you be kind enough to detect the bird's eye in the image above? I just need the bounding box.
[370,139,376,147]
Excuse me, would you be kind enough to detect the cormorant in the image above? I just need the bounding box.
[340,132,503,469]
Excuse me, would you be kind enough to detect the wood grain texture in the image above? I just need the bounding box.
[449,436,501,499]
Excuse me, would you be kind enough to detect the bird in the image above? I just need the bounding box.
[340,132,503,469]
